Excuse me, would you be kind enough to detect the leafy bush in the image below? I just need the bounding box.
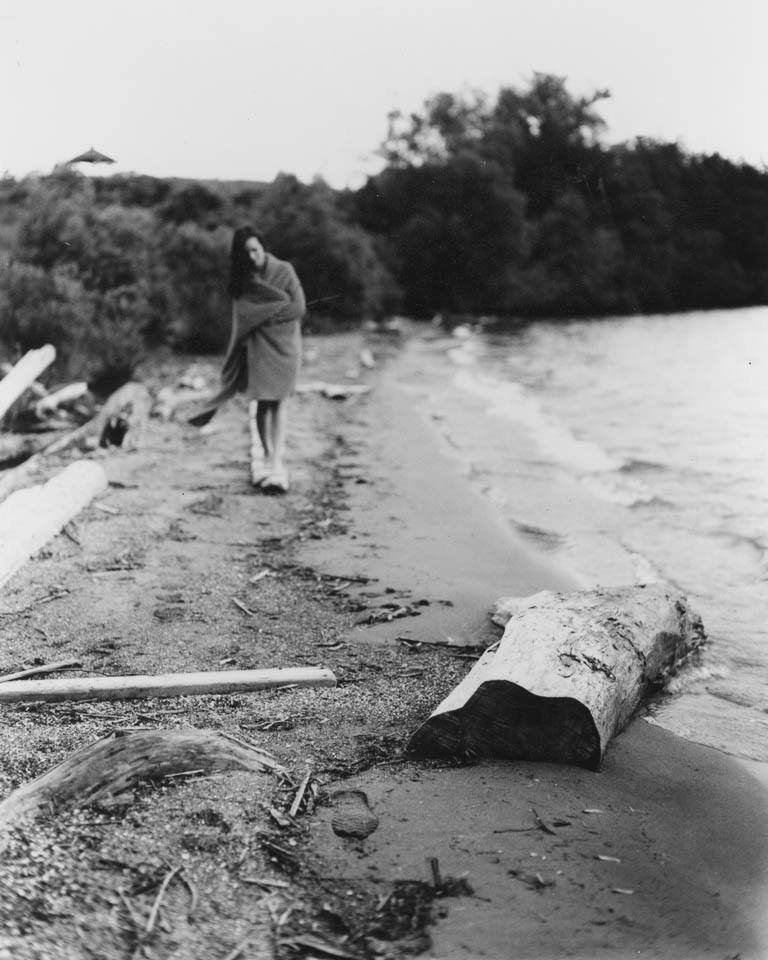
[254,174,400,321]
[156,222,231,351]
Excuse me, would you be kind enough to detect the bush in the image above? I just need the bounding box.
[155,222,231,351]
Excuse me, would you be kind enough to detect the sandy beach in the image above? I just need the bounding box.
[0,328,766,959]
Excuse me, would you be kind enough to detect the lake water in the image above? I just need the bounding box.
[394,307,768,765]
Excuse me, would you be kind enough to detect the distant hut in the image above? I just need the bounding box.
[65,146,115,166]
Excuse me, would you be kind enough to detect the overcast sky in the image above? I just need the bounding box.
[1,0,764,187]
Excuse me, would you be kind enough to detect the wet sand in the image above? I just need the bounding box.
[300,334,768,959]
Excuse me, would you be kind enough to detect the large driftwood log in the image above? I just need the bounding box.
[407,584,705,770]
[0,345,56,421]
[0,729,285,839]
[0,459,108,589]
[0,666,337,704]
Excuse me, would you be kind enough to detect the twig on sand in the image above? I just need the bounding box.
[233,597,256,617]
[0,588,70,617]
[532,807,557,836]
[0,659,81,683]
[179,870,199,919]
[145,865,182,934]
[289,768,313,818]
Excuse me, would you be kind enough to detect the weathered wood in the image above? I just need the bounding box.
[34,381,88,417]
[407,584,705,770]
[0,345,56,421]
[0,729,286,838]
[0,666,337,703]
[0,381,151,503]
[0,460,108,589]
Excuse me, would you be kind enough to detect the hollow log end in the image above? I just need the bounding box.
[405,680,603,771]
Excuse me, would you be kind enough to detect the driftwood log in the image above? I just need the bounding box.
[0,345,56,421]
[0,381,151,503]
[34,381,89,417]
[0,666,337,704]
[0,459,107,589]
[0,729,285,840]
[407,584,705,770]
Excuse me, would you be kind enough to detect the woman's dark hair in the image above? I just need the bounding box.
[229,225,266,297]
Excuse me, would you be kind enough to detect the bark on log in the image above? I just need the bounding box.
[0,345,56,421]
[407,584,706,770]
[0,729,285,839]
[0,459,108,589]
[0,666,337,703]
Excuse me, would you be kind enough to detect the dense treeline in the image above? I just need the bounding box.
[355,73,768,317]
[1,72,767,383]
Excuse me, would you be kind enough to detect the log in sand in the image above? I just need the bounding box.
[407,583,705,770]
[0,459,108,589]
[0,729,286,839]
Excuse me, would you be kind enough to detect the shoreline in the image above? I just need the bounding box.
[0,329,765,958]
[297,330,768,959]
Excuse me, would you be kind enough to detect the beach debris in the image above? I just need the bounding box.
[281,933,361,959]
[0,344,56,422]
[508,868,555,891]
[407,584,706,770]
[531,807,557,835]
[249,568,272,583]
[232,597,257,617]
[583,808,603,815]
[289,768,315,818]
[0,381,151,504]
[595,855,622,862]
[330,789,379,840]
[357,601,423,625]
[0,659,81,683]
[0,460,108,590]
[34,381,89,418]
[612,888,634,895]
[0,729,287,841]
[0,666,337,705]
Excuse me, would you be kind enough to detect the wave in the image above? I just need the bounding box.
[453,369,622,473]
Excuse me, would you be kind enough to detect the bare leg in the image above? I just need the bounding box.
[255,401,275,464]
[270,400,288,475]
[254,399,289,491]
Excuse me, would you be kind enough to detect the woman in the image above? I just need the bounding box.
[189,226,306,492]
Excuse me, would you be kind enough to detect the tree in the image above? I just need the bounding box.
[254,174,398,321]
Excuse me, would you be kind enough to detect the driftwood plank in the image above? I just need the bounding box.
[407,584,705,770]
[0,666,337,704]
